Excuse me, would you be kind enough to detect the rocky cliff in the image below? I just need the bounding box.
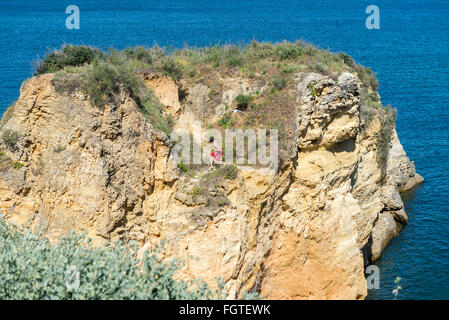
[0,44,423,299]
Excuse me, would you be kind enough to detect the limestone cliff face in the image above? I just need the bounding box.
[0,71,423,299]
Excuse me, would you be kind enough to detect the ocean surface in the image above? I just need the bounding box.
[0,0,448,299]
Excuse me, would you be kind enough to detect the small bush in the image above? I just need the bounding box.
[307,82,317,97]
[191,165,238,208]
[86,62,121,109]
[356,65,379,91]
[35,45,102,75]
[272,76,287,91]
[63,45,101,67]
[274,41,304,61]
[339,52,355,68]
[235,94,253,111]
[203,45,222,67]
[2,129,20,150]
[123,46,153,64]
[360,87,382,126]
[189,186,204,198]
[225,47,243,67]
[11,160,24,169]
[161,57,183,81]
[220,165,238,180]
[52,73,87,95]
[218,113,232,129]
[227,56,242,67]
[177,162,189,172]
[139,91,173,135]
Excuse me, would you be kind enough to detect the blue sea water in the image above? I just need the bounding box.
[0,0,448,299]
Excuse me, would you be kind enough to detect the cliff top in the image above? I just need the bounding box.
[18,41,393,164]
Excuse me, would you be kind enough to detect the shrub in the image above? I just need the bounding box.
[218,113,232,129]
[235,94,253,111]
[2,129,20,150]
[11,160,24,169]
[139,91,173,135]
[356,65,379,91]
[220,165,238,180]
[359,87,382,124]
[225,47,243,67]
[227,55,242,67]
[274,41,304,61]
[339,53,355,68]
[63,45,101,67]
[189,165,238,209]
[86,62,121,109]
[161,57,183,81]
[203,45,222,67]
[272,76,287,91]
[123,46,152,64]
[0,215,219,300]
[307,82,317,97]
[189,186,204,198]
[35,45,102,75]
[177,162,189,173]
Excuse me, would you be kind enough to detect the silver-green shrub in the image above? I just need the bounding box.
[0,215,217,300]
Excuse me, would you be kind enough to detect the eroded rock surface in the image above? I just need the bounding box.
[0,71,423,299]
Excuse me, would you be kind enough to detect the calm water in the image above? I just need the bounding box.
[0,0,448,299]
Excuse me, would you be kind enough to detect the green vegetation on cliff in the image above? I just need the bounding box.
[46,48,173,135]
[35,41,379,91]
[35,45,103,76]
[35,41,395,164]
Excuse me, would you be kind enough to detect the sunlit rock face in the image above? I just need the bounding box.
[0,70,422,299]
